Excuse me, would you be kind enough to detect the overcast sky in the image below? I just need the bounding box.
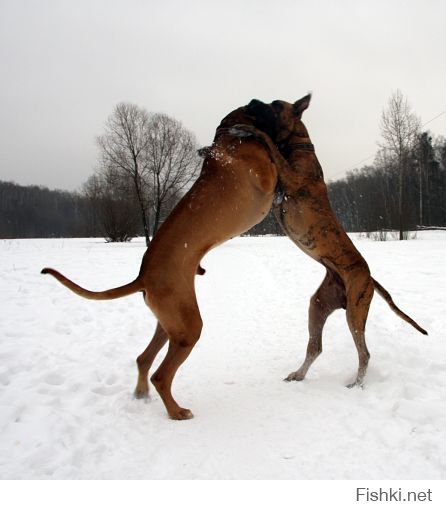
[1,0,445,190]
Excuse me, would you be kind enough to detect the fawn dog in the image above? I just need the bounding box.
[247,94,427,388]
[41,101,290,420]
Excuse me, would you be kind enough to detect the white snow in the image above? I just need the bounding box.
[0,233,445,479]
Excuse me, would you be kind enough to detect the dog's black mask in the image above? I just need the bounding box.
[245,99,278,140]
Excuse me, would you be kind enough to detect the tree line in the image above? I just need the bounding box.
[0,181,95,238]
[1,92,445,240]
[328,91,446,235]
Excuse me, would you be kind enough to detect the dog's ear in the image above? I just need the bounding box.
[246,99,276,138]
[246,99,270,119]
[293,94,311,118]
[247,99,264,110]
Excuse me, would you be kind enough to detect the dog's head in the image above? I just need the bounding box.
[245,94,312,146]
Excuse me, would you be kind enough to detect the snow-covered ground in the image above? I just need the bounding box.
[0,233,445,479]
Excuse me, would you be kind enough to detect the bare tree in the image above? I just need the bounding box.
[97,103,153,245]
[146,113,201,235]
[379,90,420,239]
[96,103,200,245]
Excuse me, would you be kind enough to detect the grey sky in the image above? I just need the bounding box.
[1,0,445,190]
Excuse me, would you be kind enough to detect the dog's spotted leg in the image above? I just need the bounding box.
[285,269,345,382]
[134,321,168,399]
[345,273,374,388]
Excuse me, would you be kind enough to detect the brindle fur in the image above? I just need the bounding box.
[252,95,427,387]
[41,103,290,420]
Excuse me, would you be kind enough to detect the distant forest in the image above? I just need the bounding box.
[2,94,446,240]
[0,181,99,238]
[328,131,446,232]
[1,131,446,239]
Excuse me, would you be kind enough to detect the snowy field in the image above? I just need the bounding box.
[0,232,445,480]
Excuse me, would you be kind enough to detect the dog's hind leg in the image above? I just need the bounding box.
[150,299,203,420]
[285,269,346,382]
[345,271,374,388]
[134,321,168,399]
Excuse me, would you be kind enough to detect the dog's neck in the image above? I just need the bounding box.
[278,135,324,192]
[278,134,314,158]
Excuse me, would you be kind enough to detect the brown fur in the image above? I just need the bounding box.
[257,95,427,387]
[41,104,289,420]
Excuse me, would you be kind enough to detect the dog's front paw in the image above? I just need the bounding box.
[134,387,149,400]
[284,371,305,382]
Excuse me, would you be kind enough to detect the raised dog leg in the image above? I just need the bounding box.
[285,269,346,382]
[134,321,168,399]
[149,299,203,420]
[344,270,374,388]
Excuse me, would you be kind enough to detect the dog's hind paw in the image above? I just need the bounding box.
[169,408,194,420]
[346,380,364,390]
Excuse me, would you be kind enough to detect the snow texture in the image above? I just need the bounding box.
[0,233,445,479]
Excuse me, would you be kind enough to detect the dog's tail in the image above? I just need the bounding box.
[372,278,428,335]
[41,268,143,300]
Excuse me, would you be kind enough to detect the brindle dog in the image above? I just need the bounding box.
[41,103,290,420]
[248,94,427,388]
